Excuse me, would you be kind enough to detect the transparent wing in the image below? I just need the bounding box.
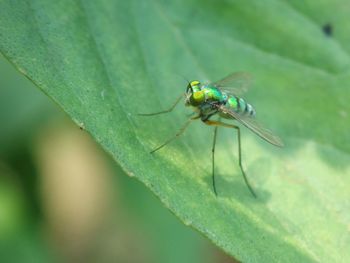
[211,72,252,95]
[218,105,284,147]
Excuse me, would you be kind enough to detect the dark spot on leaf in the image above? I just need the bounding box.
[78,122,85,130]
[322,23,333,37]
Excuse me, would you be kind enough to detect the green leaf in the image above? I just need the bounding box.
[1,0,349,262]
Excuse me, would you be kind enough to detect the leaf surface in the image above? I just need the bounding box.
[1,0,350,262]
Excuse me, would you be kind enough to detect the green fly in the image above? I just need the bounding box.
[140,72,283,197]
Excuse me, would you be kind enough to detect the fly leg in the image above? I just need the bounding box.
[204,119,257,198]
[212,125,218,196]
[138,94,184,116]
[151,117,196,153]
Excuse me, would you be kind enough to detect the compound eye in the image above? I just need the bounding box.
[190,80,200,87]
[192,90,204,103]
[186,83,193,93]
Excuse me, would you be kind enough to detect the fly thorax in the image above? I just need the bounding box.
[203,87,224,102]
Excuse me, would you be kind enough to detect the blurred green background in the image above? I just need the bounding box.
[0,54,237,263]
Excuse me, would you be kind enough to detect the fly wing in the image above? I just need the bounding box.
[212,72,252,96]
[218,105,284,147]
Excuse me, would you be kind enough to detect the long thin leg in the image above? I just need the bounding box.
[212,126,218,196]
[235,125,257,198]
[138,94,184,116]
[151,118,193,154]
[204,120,257,198]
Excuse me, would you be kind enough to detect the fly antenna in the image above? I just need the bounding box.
[175,73,191,85]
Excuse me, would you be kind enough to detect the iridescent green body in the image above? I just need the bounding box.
[188,81,256,121]
[140,72,283,197]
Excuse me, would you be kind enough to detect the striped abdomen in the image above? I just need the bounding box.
[224,95,256,117]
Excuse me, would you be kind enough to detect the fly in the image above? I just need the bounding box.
[139,72,283,197]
